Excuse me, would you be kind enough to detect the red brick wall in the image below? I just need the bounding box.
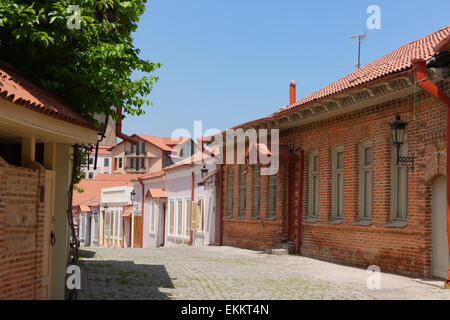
[221,83,449,278]
[0,159,46,299]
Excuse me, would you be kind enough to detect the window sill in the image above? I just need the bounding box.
[265,216,276,221]
[224,215,233,219]
[384,220,407,228]
[304,217,318,223]
[249,216,260,220]
[328,218,343,224]
[353,219,372,226]
[237,216,246,220]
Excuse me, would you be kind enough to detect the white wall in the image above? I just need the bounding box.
[82,154,112,178]
[138,163,218,248]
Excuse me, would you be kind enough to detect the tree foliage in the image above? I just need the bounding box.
[0,0,160,125]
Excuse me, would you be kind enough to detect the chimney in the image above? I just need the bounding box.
[290,80,296,105]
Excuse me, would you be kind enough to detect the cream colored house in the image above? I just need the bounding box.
[111,134,194,175]
[0,63,98,299]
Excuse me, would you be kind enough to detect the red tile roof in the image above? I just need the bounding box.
[0,62,96,130]
[145,188,168,199]
[276,26,450,115]
[97,146,113,155]
[73,174,141,206]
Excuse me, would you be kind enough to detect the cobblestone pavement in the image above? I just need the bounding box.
[77,246,450,300]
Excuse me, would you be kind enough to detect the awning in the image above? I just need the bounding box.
[122,206,133,218]
[198,169,217,186]
[80,205,91,212]
[145,189,168,200]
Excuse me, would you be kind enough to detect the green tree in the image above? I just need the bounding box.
[0,0,160,125]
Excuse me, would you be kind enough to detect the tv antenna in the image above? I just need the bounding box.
[350,33,367,69]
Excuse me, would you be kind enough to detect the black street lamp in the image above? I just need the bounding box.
[130,190,136,202]
[389,114,415,171]
[200,165,209,179]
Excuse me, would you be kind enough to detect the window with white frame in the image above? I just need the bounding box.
[169,200,175,235]
[185,199,192,237]
[252,165,261,218]
[308,151,319,219]
[177,200,183,236]
[226,166,234,217]
[238,165,246,218]
[391,141,408,223]
[331,145,344,220]
[358,141,373,221]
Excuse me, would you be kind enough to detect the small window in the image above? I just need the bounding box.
[130,158,134,169]
[142,142,146,153]
[104,158,109,167]
[136,142,140,155]
[358,142,373,222]
[266,174,277,219]
[226,166,234,217]
[331,145,344,221]
[141,158,145,169]
[252,165,261,219]
[88,157,94,165]
[88,172,93,179]
[308,151,319,219]
[119,158,122,168]
[238,165,246,218]
[131,144,135,153]
[136,157,140,171]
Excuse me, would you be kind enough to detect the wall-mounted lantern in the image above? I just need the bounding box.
[200,165,209,179]
[130,190,136,202]
[388,114,415,171]
[103,203,109,210]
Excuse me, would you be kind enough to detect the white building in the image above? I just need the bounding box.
[82,146,113,179]
[132,153,219,248]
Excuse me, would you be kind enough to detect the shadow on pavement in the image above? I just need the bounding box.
[78,257,174,300]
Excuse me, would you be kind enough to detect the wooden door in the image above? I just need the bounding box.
[133,216,142,248]
[42,170,56,299]
[432,175,449,279]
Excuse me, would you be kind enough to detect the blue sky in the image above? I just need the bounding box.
[122,0,450,139]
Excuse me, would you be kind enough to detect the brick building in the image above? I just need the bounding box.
[220,27,450,280]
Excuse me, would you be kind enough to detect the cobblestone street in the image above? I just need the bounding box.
[77,246,450,300]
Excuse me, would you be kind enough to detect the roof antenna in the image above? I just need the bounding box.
[350,32,367,69]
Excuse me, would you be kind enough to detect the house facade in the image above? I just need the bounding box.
[0,63,99,299]
[111,134,194,175]
[220,27,450,280]
[81,146,113,179]
[132,153,219,248]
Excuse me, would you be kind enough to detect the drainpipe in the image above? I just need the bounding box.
[138,178,145,248]
[412,59,450,285]
[190,171,195,245]
[219,164,223,246]
[116,107,138,144]
[296,150,304,254]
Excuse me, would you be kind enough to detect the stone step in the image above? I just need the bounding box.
[271,248,289,255]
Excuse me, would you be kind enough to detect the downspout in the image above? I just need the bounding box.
[412,59,450,285]
[116,107,138,144]
[138,178,145,248]
[296,150,304,254]
[190,171,195,245]
[219,164,224,246]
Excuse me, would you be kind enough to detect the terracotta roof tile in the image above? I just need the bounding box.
[276,26,450,115]
[0,62,96,129]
